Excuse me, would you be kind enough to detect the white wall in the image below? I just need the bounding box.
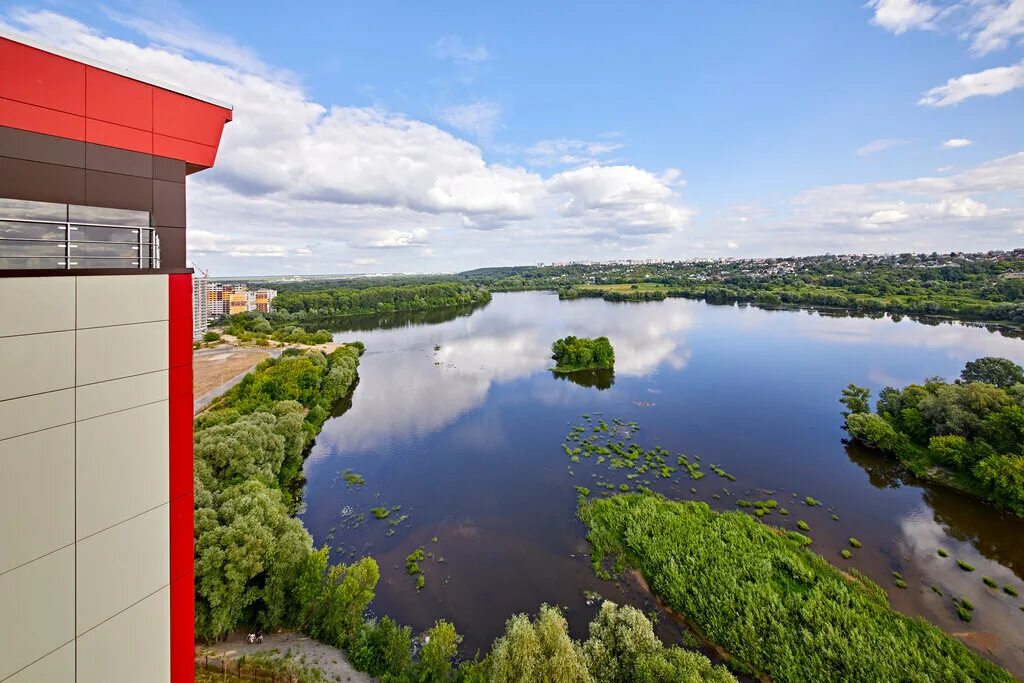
[0,275,172,683]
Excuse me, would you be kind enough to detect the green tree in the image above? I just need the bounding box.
[485,606,592,683]
[203,331,221,342]
[583,601,734,683]
[960,357,1024,388]
[839,384,871,418]
[415,620,462,682]
[349,617,412,678]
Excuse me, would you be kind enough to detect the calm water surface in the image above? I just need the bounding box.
[300,292,1024,674]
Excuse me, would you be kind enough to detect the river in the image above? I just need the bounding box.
[299,291,1024,675]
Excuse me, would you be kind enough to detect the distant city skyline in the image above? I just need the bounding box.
[2,0,1021,275]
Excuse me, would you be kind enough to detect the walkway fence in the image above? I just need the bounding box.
[195,655,302,682]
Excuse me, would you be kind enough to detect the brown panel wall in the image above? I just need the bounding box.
[85,143,153,179]
[0,155,86,205]
[0,126,84,167]
[0,125,189,270]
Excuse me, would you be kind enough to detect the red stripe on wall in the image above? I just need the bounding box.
[168,273,195,683]
[171,572,196,683]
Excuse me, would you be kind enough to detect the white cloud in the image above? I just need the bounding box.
[862,208,911,227]
[868,0,1024,54]
[438,101,502,139]
[867,0,938,34]
[919,62,1024,106]
[942,138,973,148]
[228,245,288,258]
[964,0,1024,55]
[354,228,430,249]
[103,7,282,78]
[0,9,696,274]
[525,138,624,167]
[932,196,989,217]
[432,34,490,64]
[546,165,692,233]
[856,138,908,156]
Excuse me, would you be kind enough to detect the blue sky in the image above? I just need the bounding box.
[2,1,1023,274]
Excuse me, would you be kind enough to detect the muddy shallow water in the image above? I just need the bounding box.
[299,292,1024,675]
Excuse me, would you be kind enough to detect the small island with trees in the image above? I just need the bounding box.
[841,356,1024,516]
[550,335,615,373]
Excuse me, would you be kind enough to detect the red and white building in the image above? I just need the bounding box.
[0,32,231,682]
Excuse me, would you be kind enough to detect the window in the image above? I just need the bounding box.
[0,198,159,270]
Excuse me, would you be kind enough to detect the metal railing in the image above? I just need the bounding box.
[0,216,160,270]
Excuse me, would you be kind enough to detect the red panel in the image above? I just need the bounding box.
[153,134,218,169]
[169,491,194,581]
[86,66,153,131]
[169,394,194,501]
[169,364,193,400]
[168,273,195,683]
[170,572,195,683]
[168,273,193,369]
[0,96,85,140]
[0,37,231,168]
[85,118,152,155]
[153,89,229,147]
[0,38,85,115]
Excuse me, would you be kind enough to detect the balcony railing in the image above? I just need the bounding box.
[0,213,160,270]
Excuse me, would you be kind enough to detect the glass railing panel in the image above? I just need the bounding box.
[0,220,67,241]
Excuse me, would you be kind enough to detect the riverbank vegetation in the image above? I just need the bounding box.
[579,493,1012,682]
[271,281,492,318]
[193,344,472,681]
[459,250,1024,328]
[551,336,615,373]
[842,357,1024,515]
[456,602,734,682]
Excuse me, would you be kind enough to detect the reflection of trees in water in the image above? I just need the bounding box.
[329,376,359,418]
[923,487,1024,579]
[844,441,909,489]
[552,368,615,390]
[302,301,491,333]
[721,299,1024,339]
[844,442,1024,578]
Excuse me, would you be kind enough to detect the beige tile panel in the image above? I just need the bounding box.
[75,370,168,421]
[0,331,75,402]
[76,503,169,635]
[0,388,74,442]
[0,425,75,574]
[75,321,168,386]
[0,548,75,680]
[0,277,76,339]
[76,585,170,683]
[76,400,169,539]
[4,641,74,682]
[76,274,168,329]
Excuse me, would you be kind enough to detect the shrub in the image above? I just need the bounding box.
[203,331,221,342]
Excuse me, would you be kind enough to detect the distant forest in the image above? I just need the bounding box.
[457,250,1024,326]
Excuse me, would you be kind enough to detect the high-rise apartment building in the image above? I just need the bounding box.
[193,274,209,340]
[0,33,231,683]
[205,282,276,320]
